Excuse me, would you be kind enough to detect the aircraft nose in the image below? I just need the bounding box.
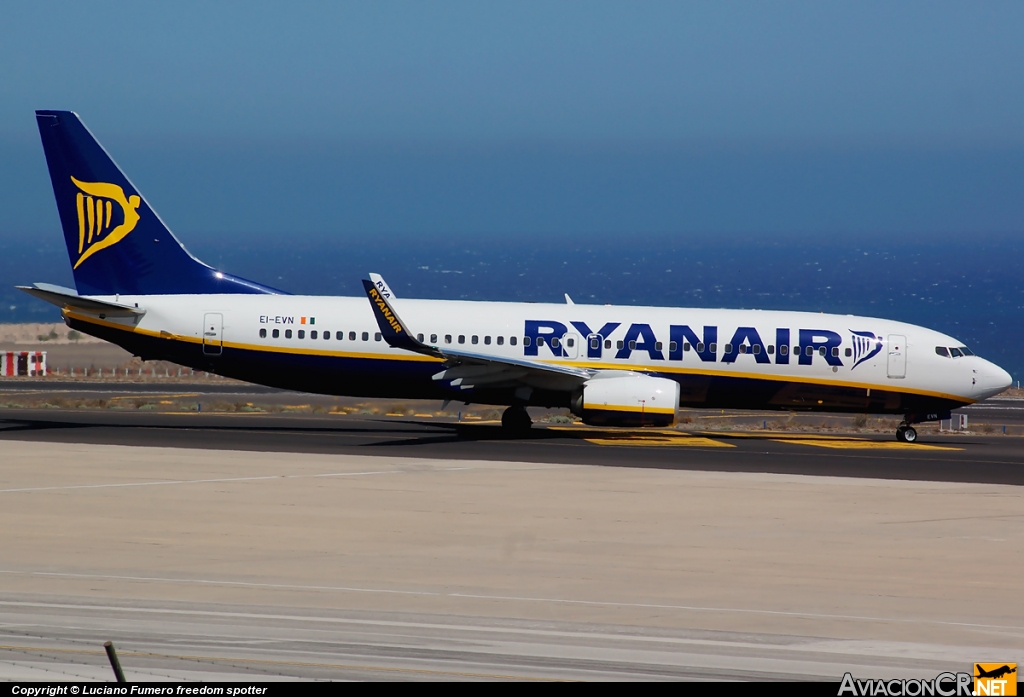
[978,360,1013,396]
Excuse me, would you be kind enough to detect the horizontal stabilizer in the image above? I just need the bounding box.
[17,283,143,316]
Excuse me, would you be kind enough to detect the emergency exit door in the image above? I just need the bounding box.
[203,313,223,355]
[887,334,906,379]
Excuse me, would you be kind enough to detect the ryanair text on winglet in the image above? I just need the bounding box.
[368,287,403,334]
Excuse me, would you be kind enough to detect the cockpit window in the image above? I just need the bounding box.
[950,347,964,358]
[959,346,975,356]
[935,347,950,358]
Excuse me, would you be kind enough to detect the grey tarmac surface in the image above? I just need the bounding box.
[1,440,1023,681]
[1,396,1023,681]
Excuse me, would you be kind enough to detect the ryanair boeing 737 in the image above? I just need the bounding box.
[19,111,1013,442]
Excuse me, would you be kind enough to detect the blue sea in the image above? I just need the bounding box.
[1,235,1021,383]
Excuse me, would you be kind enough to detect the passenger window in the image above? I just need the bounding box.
[696,342,704,352]
[537,337,545,346]
[655,341,662,351]
[362,332,369,341]
[497,336,504,346]
[310,330,317,339]
[767,345,774,354]
[471,335,478,344]
[417,333,424,342]
[348,331,355,340]
[779,345,787,355]
[845,348,852,357]
[431,334,438,343]
[752,344,761,355]
[738,344,746,354]
[551,337,559,348]
[272,329,279,338]
[628,340,636,350]
[522,337,529,347]
[566,338,573,347]
[616,340,624,349]
[724,343,733,354]
[818,347,826,357]
[709,343,717,353]
[668,341,677,352]
[605,339,611,349]
[960,346,974,356]
[484,336,491,345]
[297,330,305,339]
[803,346,810,356]
[285,329,292,339]
[458,335,466,344]
[684,342,691,352]
[375,333,382,341]
[259,328,267,338]
[324,332,330,340]
[445,334,452,344]
[950,347,963,357]
[512,336,519,346]
[831,347,839,357]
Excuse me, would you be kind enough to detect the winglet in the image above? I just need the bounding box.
[361,277,441,358]
[368,273,397,300]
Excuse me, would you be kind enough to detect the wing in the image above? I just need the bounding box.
[361,276,593,391]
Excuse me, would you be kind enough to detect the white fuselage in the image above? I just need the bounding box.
[66,293,1012,413]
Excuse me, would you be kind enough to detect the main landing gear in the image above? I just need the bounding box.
[895,423,918,443]
[501,405,533,433]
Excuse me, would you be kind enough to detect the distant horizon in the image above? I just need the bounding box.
[3,234,1021,382]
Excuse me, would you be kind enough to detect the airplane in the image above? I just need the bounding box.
[18,110,1013,442]
[975,665,1016,680]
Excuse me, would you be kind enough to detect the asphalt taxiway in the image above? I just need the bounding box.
[1,408,1024,485]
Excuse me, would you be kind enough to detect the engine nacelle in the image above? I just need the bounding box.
[571,373,680,427]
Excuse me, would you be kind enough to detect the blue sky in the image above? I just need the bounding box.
[1,2,1023,241]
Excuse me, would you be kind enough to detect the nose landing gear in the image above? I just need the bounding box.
[895,424,918,443]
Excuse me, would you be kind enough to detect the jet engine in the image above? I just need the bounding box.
[570,373,680,427]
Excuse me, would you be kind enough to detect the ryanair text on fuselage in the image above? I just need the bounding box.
[525,319,880,368]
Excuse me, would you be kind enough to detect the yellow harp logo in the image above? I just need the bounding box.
[71,176,141,269]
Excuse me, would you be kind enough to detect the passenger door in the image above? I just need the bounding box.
[203,313,223,355]
[887,334,906,379]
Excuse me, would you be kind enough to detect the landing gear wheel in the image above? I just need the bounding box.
[896,426,917,443]
[501,406,532,433]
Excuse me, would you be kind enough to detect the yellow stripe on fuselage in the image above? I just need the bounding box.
[585,404,676,415]
[63,310,974,404]
[64,310,441,363]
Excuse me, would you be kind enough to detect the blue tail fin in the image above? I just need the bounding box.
[35,110,283,296]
